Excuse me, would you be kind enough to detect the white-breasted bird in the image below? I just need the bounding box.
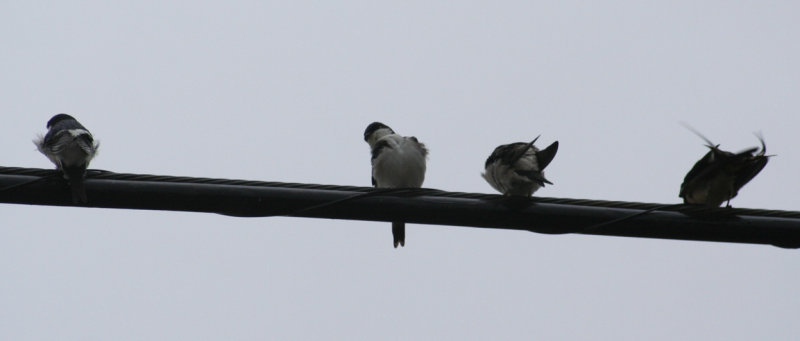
[482,136,559,197]
[34,114,99,204]
[364,122,428,248]
[679,128,769,207]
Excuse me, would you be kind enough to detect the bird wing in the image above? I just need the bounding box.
[679,149,720,197]
[370,138,394,187]
[509,136,540,166]
[42,130,74,154]
[73,131,97,155]
[371,139,390,161]
[407,136,428,157]
[536,141,559,170]
[732,156,768,194]
[484,142,531,168]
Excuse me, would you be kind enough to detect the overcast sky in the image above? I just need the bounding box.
[2,1,799,340]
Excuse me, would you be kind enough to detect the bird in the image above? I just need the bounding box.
[34,114,99,204]
[679,127,769,207]
[482,136,559,197]
[364,122,428,248]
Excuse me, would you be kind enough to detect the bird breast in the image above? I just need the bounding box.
[372,137,426,188]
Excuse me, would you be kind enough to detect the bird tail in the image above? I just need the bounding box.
[69,176,88,204]
[515,170,553,186]
[392,222,405,248]
[63,166,88,204]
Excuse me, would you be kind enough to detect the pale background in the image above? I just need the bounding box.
[2,1,799,340]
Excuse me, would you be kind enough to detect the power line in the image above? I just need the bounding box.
[0,166,797,249]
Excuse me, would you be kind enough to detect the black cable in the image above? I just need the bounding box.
[0,166,798,248]
[0,171,58,194]
[579,204,685,233]
[1,166,798,219]
[285,188,427,217]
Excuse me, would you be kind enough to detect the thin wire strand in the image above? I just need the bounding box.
[579,204,685,233]
[0,171,58,193]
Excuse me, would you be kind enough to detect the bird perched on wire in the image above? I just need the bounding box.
[364,122,428,248]
[482,136,559,197]
[679,126,770,207]
[34,114,99,204]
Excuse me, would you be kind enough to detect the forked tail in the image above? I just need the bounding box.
[392,222,405,248]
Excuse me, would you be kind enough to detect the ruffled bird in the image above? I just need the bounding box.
[34,114,99,204]
[364,122,428,248]
[483,136,559,196]
[679,126,769,207]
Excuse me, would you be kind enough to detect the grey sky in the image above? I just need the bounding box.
[2,1,799,340]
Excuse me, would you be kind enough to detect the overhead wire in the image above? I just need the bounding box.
[0,166,797,248]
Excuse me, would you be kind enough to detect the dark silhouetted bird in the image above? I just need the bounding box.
[483,136,559,196]
[364,122,428,248]
[35,114,99,204]
[679,127,769,207]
